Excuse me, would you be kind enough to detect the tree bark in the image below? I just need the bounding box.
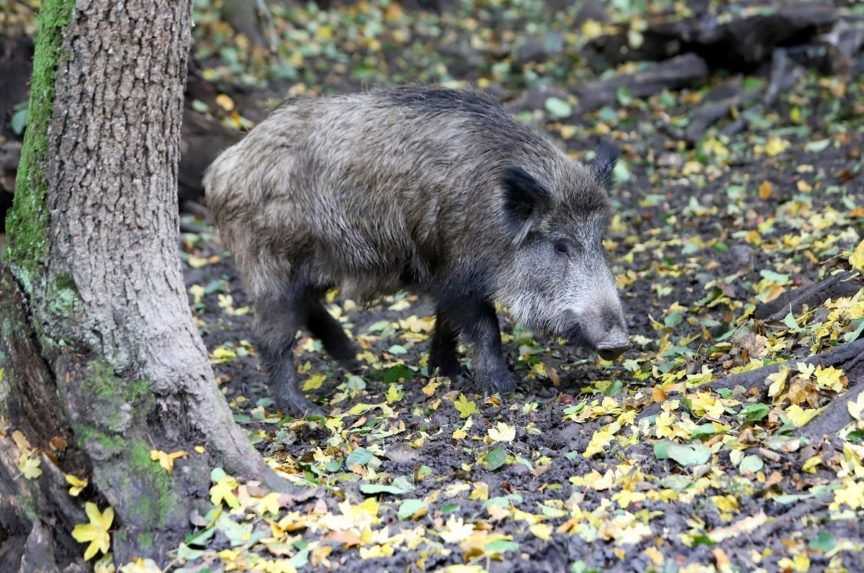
[2,0,286,567]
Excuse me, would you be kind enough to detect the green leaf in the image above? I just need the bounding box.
[484,446,508,471]
[690,423,722,439]
[570,561,600,573]
[654,440,711,466]
[397,498,425,519]
[288,542,310,568]
[375,364,414,384]
[804,139,831,153]
[740,403,770,423]
[759,270,790,285]
[191,99,209,113]
[346,448,374,468]
[485,539,519,554]
[359,476,415,496]
[544,97,572,119]
[11,106,28,135]
[739,454,764,474]
[809,530,837,552]
[440,501,460,514]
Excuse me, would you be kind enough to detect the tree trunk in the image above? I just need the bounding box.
[1,0,285,567]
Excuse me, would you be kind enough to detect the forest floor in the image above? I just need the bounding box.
[120,1,864,571]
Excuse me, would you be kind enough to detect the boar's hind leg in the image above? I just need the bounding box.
[441,299,519,394]
[429,309,461,378]
[303,294,360,372]
[254,288,323,416]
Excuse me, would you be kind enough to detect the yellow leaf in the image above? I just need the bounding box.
[65,473,88,496]
[72,503,114,560]
[150,449,187,473]
[454,394,477,418]
[18,453,42,480]
[581,19,603,40]
[712,495,739,519]
[689,392,724,419]
[487,422,516,443]
[386,384,403,403]
[452,428,467,440]
[187,255,208,269]
[848,391,864,421]
[767,368,788,399]
[814,366,846,392]
[315,25,333,41]
[256,492,282,517]
[785,404,820,428]
[439,516,474,544]
[802,455,822,473]
[215,94,235,112]
[682,160,702,175]
[210,345,237,364]
[210,475,240,509]
[850,240,864,272]
[644,546,664,566]
[529,522,552,541]
[422,379,440,396]
[764,136,790,157]
[119,558,161,573]
[360,544,394,559]
[94,554,116,573]
[583,421,620,458]
[303,373,326,391]
[757,180,774,200]
[469,482,489,501]
[443,566,485,573]
[833,479,864,510]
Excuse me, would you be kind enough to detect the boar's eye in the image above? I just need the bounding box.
[554,239,576,257]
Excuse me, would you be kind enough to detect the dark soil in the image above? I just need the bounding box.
[179,64,863,571]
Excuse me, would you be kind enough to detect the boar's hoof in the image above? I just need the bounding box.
[275,393,324,418]
[338,357,363,374]
[476,367,519,394]
[428,356,462,379]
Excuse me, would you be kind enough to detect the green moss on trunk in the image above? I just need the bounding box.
[5,0,74,290]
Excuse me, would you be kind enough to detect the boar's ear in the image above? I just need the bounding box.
[502,166,552,242]
[591,141,619,190]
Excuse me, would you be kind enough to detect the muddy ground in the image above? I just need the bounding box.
[178,56,864,571]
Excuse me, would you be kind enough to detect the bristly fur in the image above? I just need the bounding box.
[205,86,610,302]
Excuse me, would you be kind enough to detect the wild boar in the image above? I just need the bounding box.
[204,86,628,414]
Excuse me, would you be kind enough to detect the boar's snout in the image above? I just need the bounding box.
[595,326,629,360]
[564,308,629,360]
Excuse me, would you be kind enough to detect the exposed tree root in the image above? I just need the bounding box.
[755,271,863,321]
[638,338,864,424]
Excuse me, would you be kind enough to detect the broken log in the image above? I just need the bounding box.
[755,271,863,321]
[638,338,864,421]
[576,53,708,113]
[584,3,838,72]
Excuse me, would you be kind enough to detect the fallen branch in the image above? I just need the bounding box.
[755,271,863,321]
[576,53,708,113]
[638,338,864,421]
[801,372,864,440]
[584,3,837,71]
[745,495,831,544]
[684,78,760,142]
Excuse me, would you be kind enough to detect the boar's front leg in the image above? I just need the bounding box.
[253,287,323,416]
[439,298,519,393]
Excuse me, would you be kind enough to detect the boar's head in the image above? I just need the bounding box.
[494,143,629,360]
